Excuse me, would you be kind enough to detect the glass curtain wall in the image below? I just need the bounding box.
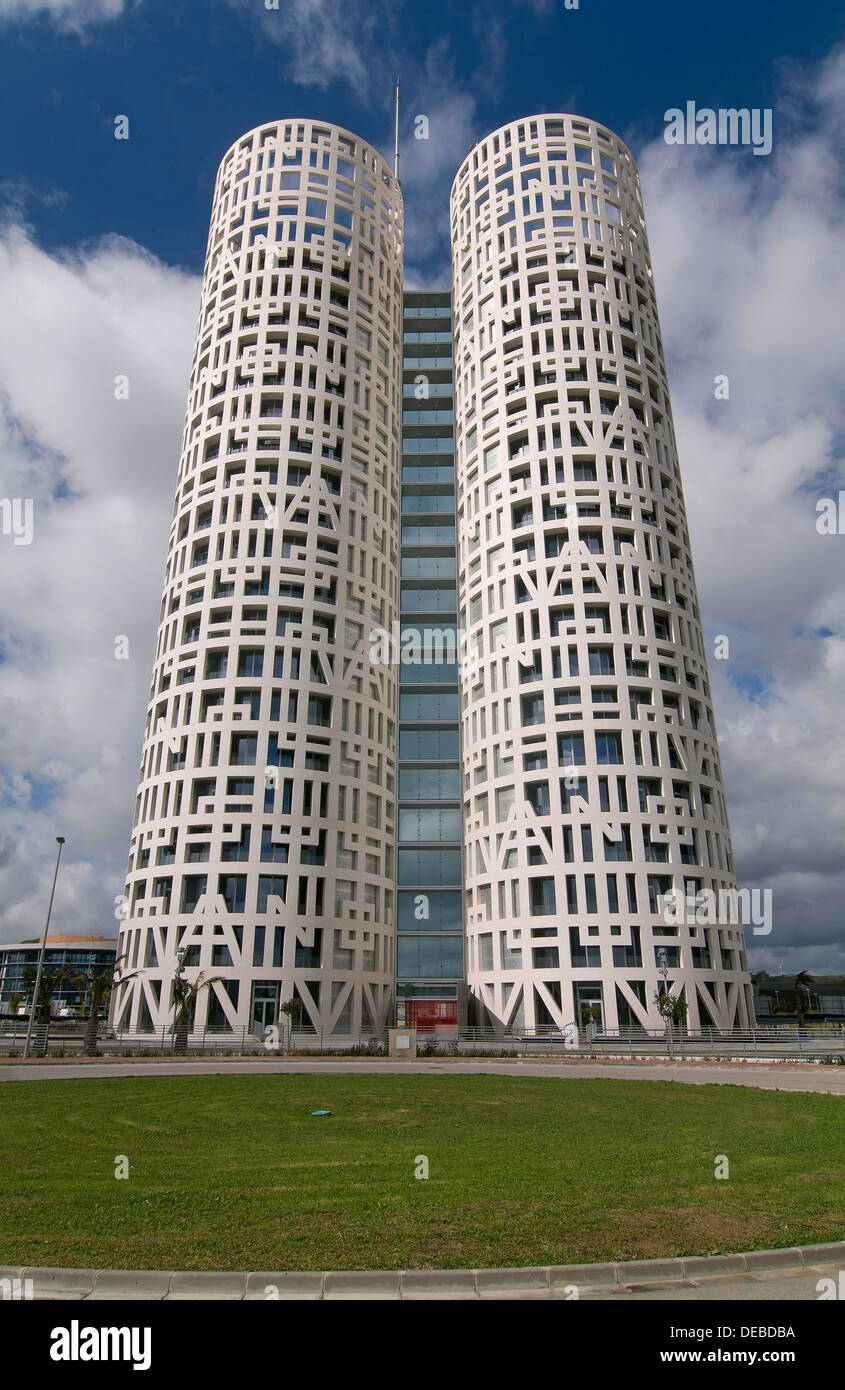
[396,292,465,1032]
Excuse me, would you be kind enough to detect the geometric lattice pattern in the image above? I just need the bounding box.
[112,120,403,1040]
[450,114,754,1032]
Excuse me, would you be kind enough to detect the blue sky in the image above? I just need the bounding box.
[1,0,845,975]
[2,0,843,280]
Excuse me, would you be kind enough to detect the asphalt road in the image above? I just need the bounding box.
[2,1057,845,1093]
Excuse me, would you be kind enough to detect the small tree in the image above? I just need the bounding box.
[654,988,688,1055]
[580,1001,601,1031]
[279,994,303,1052]
[654,989,688,1027]
[793,972,814,1028]
[7,992,21,1016]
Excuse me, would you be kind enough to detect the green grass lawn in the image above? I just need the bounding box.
[1,1074,843,1271]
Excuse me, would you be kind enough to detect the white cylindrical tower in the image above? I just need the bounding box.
[450,114,753,1034]
[113,120,403,1042]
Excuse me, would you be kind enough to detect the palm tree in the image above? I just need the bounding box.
[21,965,64,1022]
[793,971,814,1028]
[20,964,76,1053]
[171,971,222,1054]
[81,957,138,1057]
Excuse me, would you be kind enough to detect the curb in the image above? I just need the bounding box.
[2,1241,843,1300]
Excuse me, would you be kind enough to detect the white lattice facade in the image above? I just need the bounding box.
[112,121,403,1040]
[451,115,753,1033]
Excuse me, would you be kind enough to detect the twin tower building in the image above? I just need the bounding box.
[112,114,754,1042]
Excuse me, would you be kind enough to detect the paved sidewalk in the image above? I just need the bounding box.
[2,1057,845,1094]
[2,1243,842,1301]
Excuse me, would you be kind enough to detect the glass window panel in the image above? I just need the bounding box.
[399,692,460,720]
[396,935,464,978]
[399,662,459,684]
[397,848,462,884]
[398,767,461,799]
[399,728,460,759]
[398,807,462,842]
[397,889,462,931]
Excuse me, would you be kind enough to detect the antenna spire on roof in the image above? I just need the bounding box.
[393,76,400,182]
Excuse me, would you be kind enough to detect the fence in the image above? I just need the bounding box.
[2,1019,845,1060]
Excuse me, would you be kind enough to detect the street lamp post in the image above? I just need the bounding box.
[23,836,65,1061]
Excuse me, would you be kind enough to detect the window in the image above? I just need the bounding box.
[558,733,586,765]
[569,926,600,967]
[643,828,669,863]
[295,927,322,968]
[230,734,258,765]
[397,849,462,885]
[588,647,615,675]
[234,685,261,718]
[398,767,461,799]
[218,874,246,912]
[521,693,545,726]
[612,926,642,967]
[532,946,560,969]
[603,824,633,861]
[238,649,264,677]
[307,696,332,727]
[526,781,550,815]
[396,935,463,978]
[397,890,462,932]
[221,827,250,861]
[398,808,462,842]
[180,875,207,911]
[529,877,556,915]
[257,875,287,911]
[399,692,460,720]
[205,651,228,679]
[260,827,288,862]
[399,728,460,759]
[596,732,623,763]
[227,777,254,798]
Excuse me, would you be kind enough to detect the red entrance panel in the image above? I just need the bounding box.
[407,1000,458,1033]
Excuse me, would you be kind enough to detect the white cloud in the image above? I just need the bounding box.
[384,38,484,284]
[398,89,479,282]
[0,0,131,29]
[0,227,198,943]
[638,43,845,972]
[227,0,395,101]
[2,32,845,982]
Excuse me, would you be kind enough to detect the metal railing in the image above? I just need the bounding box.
[1,1019,844,1060]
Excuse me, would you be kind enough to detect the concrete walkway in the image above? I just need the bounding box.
[2,1056,845,1094]
[3,1243,843,1301]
